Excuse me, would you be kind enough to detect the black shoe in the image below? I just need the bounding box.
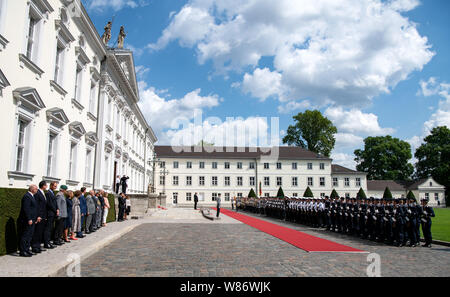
[32,249,41,254]
[44,244,55,249]
[19,252,32,257]
[40,248,47,252]
[422,244,432,248]
[85,231,91,234]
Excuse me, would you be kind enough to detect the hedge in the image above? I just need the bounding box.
[0,188,117,256]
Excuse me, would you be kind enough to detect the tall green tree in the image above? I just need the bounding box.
[406,190,416,200]
[276,187,285,198]
[248,188,257,198]
[414,126,450,204]
[354,136,414,180]
[357,188,367,199]
[282,110,337,157]
[303,187,314,198]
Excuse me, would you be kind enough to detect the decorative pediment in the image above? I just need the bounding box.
[0,69,10,89]
[85,131,98,146]
[13,87,46,112]
[32,0,54,15]
[75,46,91,65]
[113,51,139,98]
[123,152,129,163]
[115,146,122,159]
[55,20,75,46]
[104,140,114,154]
[46,107,69,127]
[90,66,100,81]
[69,121,86,138]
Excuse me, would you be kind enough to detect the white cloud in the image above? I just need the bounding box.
[86,0,148,11]
[331,152,357,170]
[324,107,395,135]
[150,0,433,107]
[277,100,311,114]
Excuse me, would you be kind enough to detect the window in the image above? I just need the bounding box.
[173,192,178,204]
[320,193,326,198]
[292,162,297,170]
[308,177,313,186]
[249,162,255,169]
[224,162,230,169]
[89,83,97,114]
[115,109,120,134]
[276,162,282,170]
[172,176,178,186]
[15,119,29,172]
[46,133,57,176]
[277,177,282,186]
[159,161,166,168]
[224,176,230,186]
[199,176,205,186]
[186,161,192,169]
[320,177,325,187]
[333,177,338,187]
[54,45,64,84]
[292,177,298,187]
[356,178,361,187]
[237,176,243,186]
[199,162,205,169]
[264,177,270,186]
[429,182,433,187]
[237,193,243,198]
[84,149,92,183]
[264,163,269,169]
[173,161,179,169]
[186,193,192,201]
[225,193,230,202]
[159,175,165,186]
[69,142,77,180]
[344,178,350,187]
[264,193,270,198]
[435,193,439,201]
[74,66,83,102]
[320,163,325,170]
[212,176,218,186]
[186,176,192,186]
[237,162,243,169]
[425,193,429,200]
[292,193,298,197]
[307,163,313,170]
[26,14,38,61]
[345,193,350,198]
[250,176,256,186]
[212,193,218,201]
[212,162,217,169]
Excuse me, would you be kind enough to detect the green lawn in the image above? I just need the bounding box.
[428,208,450,242]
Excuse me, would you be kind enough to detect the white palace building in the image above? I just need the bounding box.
[0,0,157,193]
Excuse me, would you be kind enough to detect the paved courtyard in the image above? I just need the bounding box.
[60,208,450,277]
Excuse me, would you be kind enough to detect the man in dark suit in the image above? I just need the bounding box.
[194,192,198,210]
[19,185,38,257]
[77,187,87,238]
[44,181,58,249]
[421,198,435,248]
[31,181,48,253]
[121,175,129,194]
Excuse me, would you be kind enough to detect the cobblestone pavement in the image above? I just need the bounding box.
[68,210,450,277]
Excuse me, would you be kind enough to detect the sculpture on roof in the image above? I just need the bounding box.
[117,26,127,49]
[101,21,112,45]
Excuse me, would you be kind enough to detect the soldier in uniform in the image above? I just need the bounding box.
[420,198,435,248]
[405,198,418,247]
[393,198,405,247]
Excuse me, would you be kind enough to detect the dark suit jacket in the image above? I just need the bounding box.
[19,192,37,223]
[45,189,58,218]
[79,195,87,215]
[194,195,198,202]
[34,190,47,220]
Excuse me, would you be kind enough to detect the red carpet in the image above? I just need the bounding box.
[218,208,366,253]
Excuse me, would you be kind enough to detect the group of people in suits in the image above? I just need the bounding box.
[117,193,131,221]
[238,196,436,248]
[18,181,111,257]
[115,175,130,194]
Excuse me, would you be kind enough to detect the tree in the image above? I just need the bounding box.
[276,187,285,198]
[248,188,257,198]
[357,188,367,199]
[282,110,337,157]
[354,136,414,180]
[330,189,340,199]
[303,187,314,198]
[415,126,450,205]
[383,187,393,199]
[406,190,416,200]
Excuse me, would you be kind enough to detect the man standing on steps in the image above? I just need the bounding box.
[216,193,222,218]
[194,192,198,210]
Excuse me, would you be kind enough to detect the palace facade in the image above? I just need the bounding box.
[0,0,157,193]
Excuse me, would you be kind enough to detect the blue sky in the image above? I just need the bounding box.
[82,0,450,169]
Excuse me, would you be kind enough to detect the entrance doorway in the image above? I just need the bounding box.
[173,192,178,205]
[113,161,117,190]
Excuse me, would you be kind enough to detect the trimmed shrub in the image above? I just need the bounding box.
[406,190,416,200]
[357,188,367,199]
[276,187,285,198]
[0,188,28,256]
[383,187,393,199]
[303,187,314,198]
[106,194,116,223]
[330,189,339,199]
[248,188,257,198]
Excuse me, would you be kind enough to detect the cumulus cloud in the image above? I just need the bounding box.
[149,0,433,108]
[331,152,357,170]
[85,0,148,11]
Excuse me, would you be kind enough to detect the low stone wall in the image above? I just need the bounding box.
[126,193,167,218]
